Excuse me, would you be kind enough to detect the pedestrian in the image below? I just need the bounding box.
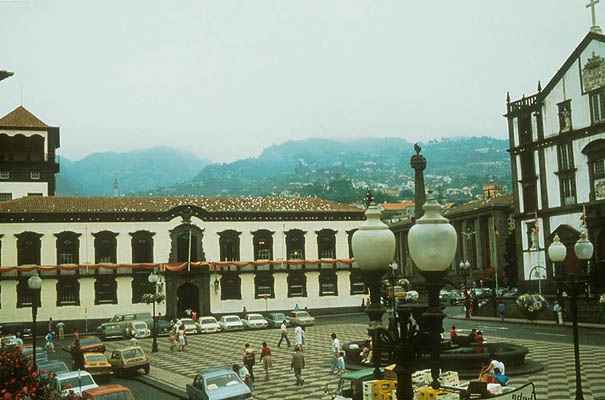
[130,336,138,346]
[243,343,256,381]
[557,303,564,325]
[450,326,457,341]
[291,345,305,386]
[260,341,272,381]
[71,337,83,370]
[336,351,346,374]
[233,364,251,388]
[294,304,300,311]
[48,317,53,334]
[498,301,505,322]
[45,331,55,352]
[169,329,176,352]
[56,321,65,340]
[360,340,371,364]
[243,306,248,315]
[73,328,80,341]
[277,320,291,347]
[553,301,561,324]
[472,296,479,316]
[474,330,484,344]
[329,333,341,374]
[294,324,304,350]
[183,324,188,346]
[301,326,307,349]
[178,326,185,351]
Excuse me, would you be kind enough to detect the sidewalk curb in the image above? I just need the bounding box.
[449,314,605,330]
[135,374,188,399]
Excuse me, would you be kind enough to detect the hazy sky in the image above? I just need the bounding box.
[0,1,599,163]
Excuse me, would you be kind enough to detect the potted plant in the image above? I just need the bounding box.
[516,293,548,321]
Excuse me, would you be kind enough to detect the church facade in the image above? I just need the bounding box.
[0,196,366,326]
[505,30,605,289]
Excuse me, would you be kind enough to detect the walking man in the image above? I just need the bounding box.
[553,301,561,324]
[277,320,291,347]
[498,301,505,322]
[48,317,54,334]
[329,333,341,374]
[56,321,65,340]
[291,345,305,386]
[45,331,55,352]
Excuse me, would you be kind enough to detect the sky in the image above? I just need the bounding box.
[0,1,600,163]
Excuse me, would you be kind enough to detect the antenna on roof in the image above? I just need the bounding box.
[113,178,118,197]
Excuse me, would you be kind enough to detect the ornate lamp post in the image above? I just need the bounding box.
[148,272,160,353]
[459,260,471,318]
[352,195,396,378]
[408,194,458,389]
[547,232,593,400]
[27,271,42,370]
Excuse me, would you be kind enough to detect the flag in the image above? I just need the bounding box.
[533,212,539,233]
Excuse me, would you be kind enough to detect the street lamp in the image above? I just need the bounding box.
[408,194,457,390]
[27,271,42,370]
[148,272,160,353]
[547,231,593,400]
[389,262,398,315]
[459,260,471,319]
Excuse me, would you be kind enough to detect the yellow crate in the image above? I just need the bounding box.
[372,379,397,395]
[417,387,450,400]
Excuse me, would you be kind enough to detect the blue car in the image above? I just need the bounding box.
[266,312,290,329]
[37,360,69,378]
[186,367,251,400]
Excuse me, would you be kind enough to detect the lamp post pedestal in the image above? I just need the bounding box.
[364,269,387,379]
[420,273,447,389]
[151,299,158,353]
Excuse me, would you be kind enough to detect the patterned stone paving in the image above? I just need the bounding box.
[105,323,605,399]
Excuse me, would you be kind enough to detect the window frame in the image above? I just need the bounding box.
[349,269,367,295]
[252,230,273,261]
[254,272,275,299]
[95,275,118,305]
[590,89,605,124]
[30,171,40,180]
[220,273,242,300]
[286,229,306,260]
[319,269,338,297]
[0,193,12,202]
[316,229,337,260]
[219,230,241,262]
[0,171,8,180]
[287,271,307,298]
[56,276,80,306]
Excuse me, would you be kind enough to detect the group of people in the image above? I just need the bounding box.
[168,319,189,351]
[449,326,485,345]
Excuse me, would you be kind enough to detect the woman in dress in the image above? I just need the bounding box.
[260,341,272,381]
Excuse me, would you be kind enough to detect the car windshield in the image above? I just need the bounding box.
[225,317,239,323]
[205,373,241,390]
[249,315,262,320]
[95,392,133,400]
[296,312,310,318]
[40,363,68,374]
[80,338,100,346]
[200,318,216,324]
[85,355,106,362]
[60,375,94,390]
[122,348,144,359]
[134,324,146,330]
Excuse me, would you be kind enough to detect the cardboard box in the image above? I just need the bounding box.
[438,371,459,387]
[384,363,397,379]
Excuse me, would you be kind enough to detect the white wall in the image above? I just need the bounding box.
[0,182,48,199]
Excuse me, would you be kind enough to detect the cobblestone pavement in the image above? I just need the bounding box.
[105,323,605,400]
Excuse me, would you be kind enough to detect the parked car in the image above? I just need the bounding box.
[96,312,153,340]
[186,367,252,400]
[242,313,268,329]
[404,290,419,302]
[97,323,123,340]
[79,336,106,353]
[37,360,69,378]
[83,352,112,379]
[21,345,48,363]
[218,315,245,331]
[109,346,150,375]
[288,311,315,326]
[83,384,135,400]
[197,316,220,334]
[266,312,290,328]
[125,321,151,339]
[53,371,98,396]
[157,319,171,336]
[1,335,23,347]
[441,290,464,305]
[179,318,199,334]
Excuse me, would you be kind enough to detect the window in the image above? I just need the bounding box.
[560,177,577,205]
[0,171,8,179]
[131,271,153,303]
[95,276,117,304]
[319,270,338,296]
[347,229,357,259]
[349,269,366,295]
[220,273,242,300]
[0,193,12,202]
[558,101,572,132]
[581,139,605,201]
[17,278,41,308]
[287,271,307,297]
[254,272,274,298]
[30,171,40,180]
[27,193,43,197]
[93,231,118,264]
[130,231,154,263]
[57,277,80,306]
[55,231,80,265]
[286,230,305,260]
[591,90,605,123]
[317,229,336,259]
[518,115,533,145]
[219,230,240,262]
[169,225,205,263]
[16,232,42,265]
[519,151,538,212]
[252,230,273,261]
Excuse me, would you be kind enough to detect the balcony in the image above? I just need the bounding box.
[507,94,538,114]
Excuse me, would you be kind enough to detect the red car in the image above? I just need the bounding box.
[83,384,135,399]
[78,336,106,353]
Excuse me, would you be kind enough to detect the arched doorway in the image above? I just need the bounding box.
[176,283,199,318]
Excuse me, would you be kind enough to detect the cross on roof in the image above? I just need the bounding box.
[586,0,602,33]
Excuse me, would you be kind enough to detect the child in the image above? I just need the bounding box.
[494,368,508,386]
[336,351,345,374]
[169,330,176,352]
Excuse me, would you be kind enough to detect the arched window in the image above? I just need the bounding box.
[254,272,274,298]
[169,225,205,263]
[131,271,153,303]
[55,231,81,264]
[16,231,42,265]
[347,229,357,259]
[252,230,273,261]
[219,230,241,262]
[17,276,41,308]
[286,230,306,260]
[221,273,242,300]
[317,229,337,259]
[130,231,155,263]
[93,231,118,264]
[95,276,117,304]
[287,271,307,298]
[349,269,367,295]
[319,270,338,296]
[57,277,80,306]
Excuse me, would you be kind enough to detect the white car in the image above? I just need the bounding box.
[289,311,315,326]
[53,371,98,396]
[179,318,200,334]
[126,321,150,338]
[197,316,220,333]
[242,313,268,329]
[218,315,244,331]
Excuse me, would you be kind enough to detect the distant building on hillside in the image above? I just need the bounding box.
[0,106,60,201]
[483,181,503,200]
[381,200,415,223]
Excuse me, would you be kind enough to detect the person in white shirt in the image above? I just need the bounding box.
[479,353,505,382]
[294,324,304,350]
[329,333,341,373]
[277,321,291,347]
